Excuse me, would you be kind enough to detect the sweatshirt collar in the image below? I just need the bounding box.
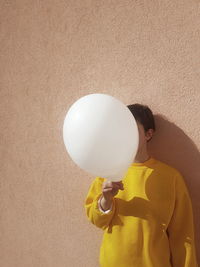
[131,156,156,167]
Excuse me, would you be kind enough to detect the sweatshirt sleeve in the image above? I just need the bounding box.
[84,177,116,230]
[167,171,198,267]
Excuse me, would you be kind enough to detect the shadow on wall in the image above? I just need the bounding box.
[148,114,200,264]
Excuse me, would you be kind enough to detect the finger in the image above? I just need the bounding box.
[103,186,113,191]
[120,183,124,190]
[103,188,113,193]
[119,182,124,190]
[108,184,120,190]
[113,181,123,186]
[103,182,123,190]
[111,183,124,190]
[103,181,119,188]
[103,185,120,192]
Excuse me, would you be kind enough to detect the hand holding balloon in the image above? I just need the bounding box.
[102,180,124,200]
[100,180,124,211]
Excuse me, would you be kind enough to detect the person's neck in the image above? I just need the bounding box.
[134,148,150,163]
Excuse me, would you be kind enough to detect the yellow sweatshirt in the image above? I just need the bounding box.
[84,157,198,267]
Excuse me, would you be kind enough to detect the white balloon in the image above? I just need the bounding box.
[63,93,139,181]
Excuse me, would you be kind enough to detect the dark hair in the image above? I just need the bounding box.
[127,103,156,137]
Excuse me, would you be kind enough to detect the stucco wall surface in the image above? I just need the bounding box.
[0,1,200,266]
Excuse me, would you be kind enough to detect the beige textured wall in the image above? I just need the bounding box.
[0,1,200,266]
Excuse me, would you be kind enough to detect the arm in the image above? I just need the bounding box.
[167,171,198,267]
[84,177,116,230]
